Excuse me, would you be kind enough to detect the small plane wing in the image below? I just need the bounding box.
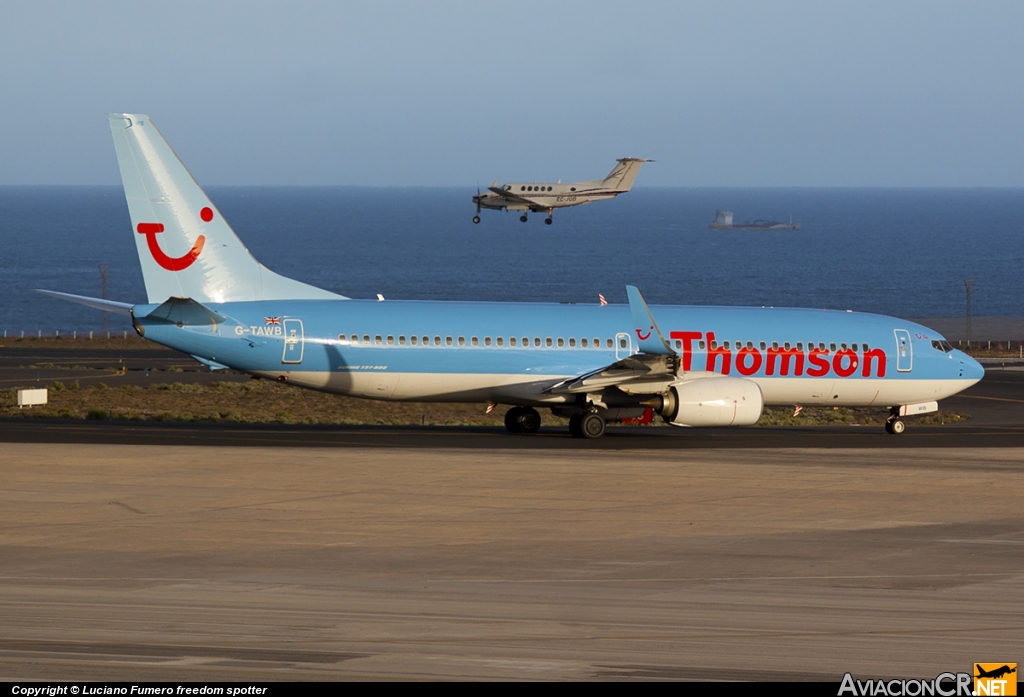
[487,186,540,206]
[32,289,134,316]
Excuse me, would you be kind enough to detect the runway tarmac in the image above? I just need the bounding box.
[1,346,1022,680]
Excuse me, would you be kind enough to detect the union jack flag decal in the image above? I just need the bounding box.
[265,316,281,325]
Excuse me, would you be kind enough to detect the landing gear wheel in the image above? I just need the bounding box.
[505,406,524,434]
[568,413,584,438]
[886,418,906,435]
[518,407,541,434]
[579,413,606,439]
[472,215,481,224]
[505,406,541,434]
[520,214,528,223]
[544,217,552,225]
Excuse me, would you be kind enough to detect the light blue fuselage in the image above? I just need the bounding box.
[134,298,984,409]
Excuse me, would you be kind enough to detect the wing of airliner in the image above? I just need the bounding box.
[547,286,680,394]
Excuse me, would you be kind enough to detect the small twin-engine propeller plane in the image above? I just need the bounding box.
[471,157,651,224]
[36,114,983,438]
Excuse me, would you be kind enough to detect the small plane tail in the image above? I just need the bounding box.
[602,157,651,191]
[108,114,343,304]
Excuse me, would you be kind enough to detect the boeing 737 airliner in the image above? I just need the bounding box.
[37,114,984,438]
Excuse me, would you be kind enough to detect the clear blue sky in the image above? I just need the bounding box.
[2,1,1022,186]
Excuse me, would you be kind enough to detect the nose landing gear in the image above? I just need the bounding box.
[885,417,906,434]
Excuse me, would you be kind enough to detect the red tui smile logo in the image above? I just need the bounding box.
[136,220,206,271]
[636,327,652,341]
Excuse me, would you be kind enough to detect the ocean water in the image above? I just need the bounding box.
[1,186,1022,334]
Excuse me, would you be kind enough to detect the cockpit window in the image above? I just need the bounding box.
[931,340,954,353]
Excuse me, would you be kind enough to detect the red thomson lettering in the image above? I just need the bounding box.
[832,349,858,378]
[735,346,763,376]
[705,332,732,374]
[766,346,805,376]
[861,347,886,377]
[806,347,830,377]
[670,331,702,371]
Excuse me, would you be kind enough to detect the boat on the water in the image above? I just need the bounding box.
[709,210,800,230]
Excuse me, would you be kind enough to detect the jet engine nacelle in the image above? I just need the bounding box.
[656,377,763,427]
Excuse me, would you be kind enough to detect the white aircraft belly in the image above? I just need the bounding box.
[755,377,977,407]
[257,370,974,410]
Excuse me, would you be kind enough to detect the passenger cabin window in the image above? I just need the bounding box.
[606,339,613,349]
[510,337,517,347]
[484,337,491,346]
[446,336,453,346]
[398,336,406,345]
[375,335,382,345]
[411,336,418,345]
[534,338,541,347]
[496,337,503,346]
[619,338,627,349]
[387,335,394,345]
[830,343,837,351]
[582,338,589,348]
[699,341,706,350]
[351,334,358,344]
[363,334,370,344]
[593,338,600,348]
[545,338,553,347]
[568,338,576,347]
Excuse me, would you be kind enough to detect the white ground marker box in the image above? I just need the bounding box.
[17,388,48,408]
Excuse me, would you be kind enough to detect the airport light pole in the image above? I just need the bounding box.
[964,278,974,347]
[99,264,109,337]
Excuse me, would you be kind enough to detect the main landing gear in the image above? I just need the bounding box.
[569,412,605,439]
[472,215,481,224]
[503,406,608,438]
[505,406,541,434]
[544,215,553,225]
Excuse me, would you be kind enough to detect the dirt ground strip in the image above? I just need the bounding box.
[1,444,1021,680]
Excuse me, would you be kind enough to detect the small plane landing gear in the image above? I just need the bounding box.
[544,216,552,225]
[505,406,541,434]
[472,215,481,224]
[885,417,906,435]
[519,214,528,223]
[570,412,606,439]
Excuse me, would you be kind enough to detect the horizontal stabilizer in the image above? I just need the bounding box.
[33,289,134,316]
[143,297,226,326]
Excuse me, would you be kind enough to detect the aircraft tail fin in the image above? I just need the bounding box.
[108,114,344,304]
[602,157,651,191]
